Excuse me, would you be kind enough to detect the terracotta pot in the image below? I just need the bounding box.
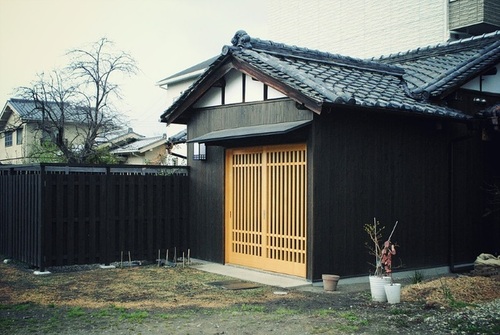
[322,274,340,291]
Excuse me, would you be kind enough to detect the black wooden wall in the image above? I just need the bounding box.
[184,98,493,280]
[310,108,486,279]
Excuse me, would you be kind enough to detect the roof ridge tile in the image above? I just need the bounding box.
[228,30,404,76]
[374,29,500,61]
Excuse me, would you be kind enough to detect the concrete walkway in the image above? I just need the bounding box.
[192,259,452,292]
[191,259,310,288]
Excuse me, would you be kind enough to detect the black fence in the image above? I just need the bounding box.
[0,164,189,270]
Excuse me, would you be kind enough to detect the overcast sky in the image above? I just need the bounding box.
[0,0,269,136]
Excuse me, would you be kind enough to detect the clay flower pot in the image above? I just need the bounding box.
[322,274,340,291]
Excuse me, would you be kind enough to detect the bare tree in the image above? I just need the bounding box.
[17,38,137,163]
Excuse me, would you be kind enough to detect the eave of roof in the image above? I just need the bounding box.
[157,56,219,87]
[187,120,311,143]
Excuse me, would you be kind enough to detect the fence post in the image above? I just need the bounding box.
[37,165,45,272]
[103,166,111,265]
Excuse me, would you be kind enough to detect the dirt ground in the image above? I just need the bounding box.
[1,258,499,335]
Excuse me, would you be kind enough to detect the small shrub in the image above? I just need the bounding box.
[410,271,424,284]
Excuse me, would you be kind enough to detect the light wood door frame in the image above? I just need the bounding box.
[225,143,307,277]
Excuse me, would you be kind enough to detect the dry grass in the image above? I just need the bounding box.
[0,263,301,310]
[402,275,500,307]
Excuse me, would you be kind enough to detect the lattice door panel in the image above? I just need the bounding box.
[225,144,307,277]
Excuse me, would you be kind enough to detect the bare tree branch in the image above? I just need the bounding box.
[15,38,137,164]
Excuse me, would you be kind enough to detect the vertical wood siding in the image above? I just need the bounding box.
[0,166,189,270]
[0,171,41,266]
[310,110,486,279]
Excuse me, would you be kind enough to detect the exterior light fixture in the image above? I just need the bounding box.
[193,142,206,160]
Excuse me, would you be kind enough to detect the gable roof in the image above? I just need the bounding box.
[111,136,166,155]
[161,30,500,125]
[374,30,500,100]
[1,98,88,127]
[96,127,145,149]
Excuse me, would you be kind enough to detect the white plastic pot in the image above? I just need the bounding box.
[384,283,401,304]
[369,275,392,302]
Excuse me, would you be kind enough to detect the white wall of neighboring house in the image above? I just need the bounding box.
[1,109,90,164]
[164,78,197,108]
[267,0,450,58]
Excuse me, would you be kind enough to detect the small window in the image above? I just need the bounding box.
[16,128,23,145]
[5,131,13,147]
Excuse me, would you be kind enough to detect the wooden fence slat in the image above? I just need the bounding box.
[0,165,189,269]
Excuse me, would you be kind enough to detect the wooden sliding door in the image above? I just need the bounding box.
[225,144,307,277]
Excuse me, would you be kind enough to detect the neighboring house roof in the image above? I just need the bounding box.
[1,98,88,125]
[161,30,500,124]
[157,56,219,87]
[375,30,500,100]
[111,135,166,155]
[96,127,145,148]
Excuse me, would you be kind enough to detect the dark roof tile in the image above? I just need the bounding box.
[161,30,500,123]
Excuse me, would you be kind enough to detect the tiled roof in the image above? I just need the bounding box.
[167,129,187,144]
[374,31,500,100]
[6,98,88,123]
[111,136,166,155]
[161,30,500,123]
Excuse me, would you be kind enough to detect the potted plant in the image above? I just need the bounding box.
[364,218,399,302]
[381,239,401,304]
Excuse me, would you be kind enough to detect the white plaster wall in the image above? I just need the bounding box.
[245,75,265,102]
[225,70,244,104]
[193,86,222,108]
[194,70,286,109]
[461,65,500,94]
[268,86,287,99]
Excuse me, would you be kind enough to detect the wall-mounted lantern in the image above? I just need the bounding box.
[193,142,206,160]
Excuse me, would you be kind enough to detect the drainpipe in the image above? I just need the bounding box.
[449,133,475,273]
